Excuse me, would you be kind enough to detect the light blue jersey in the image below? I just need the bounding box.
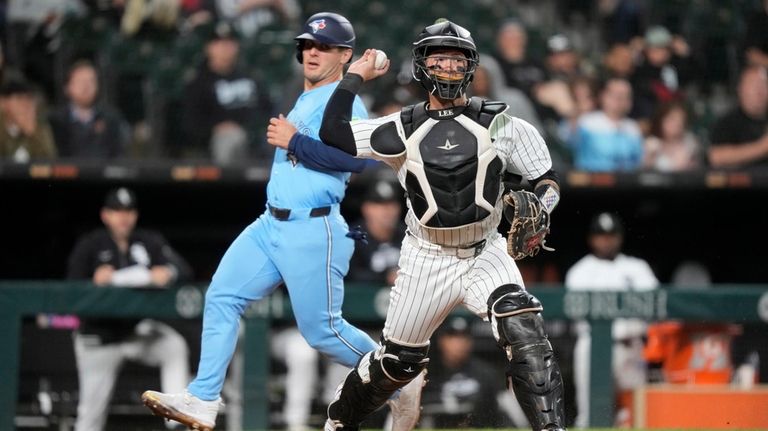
[187,81,377,401]
[267,82,367,208]
[571,111,643,172]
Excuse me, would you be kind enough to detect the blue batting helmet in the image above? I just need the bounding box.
[295,12,356,63]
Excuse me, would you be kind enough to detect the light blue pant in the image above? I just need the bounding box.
[187,206,377,400]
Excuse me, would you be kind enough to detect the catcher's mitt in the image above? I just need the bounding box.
[503,190,554,260]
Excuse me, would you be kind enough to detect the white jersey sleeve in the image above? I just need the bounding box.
[348,111,403,160]
[626,257,660,290]
[490,111,552,180]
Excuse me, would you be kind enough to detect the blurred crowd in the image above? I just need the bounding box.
[0,0,766,169]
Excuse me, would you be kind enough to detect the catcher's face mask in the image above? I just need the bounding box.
[411,20,479,100]
[425,50,470,81]
[414,47,477,100]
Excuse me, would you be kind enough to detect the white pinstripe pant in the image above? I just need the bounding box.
[382,232,525,346]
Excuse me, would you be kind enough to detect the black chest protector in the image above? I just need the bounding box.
[398,98,506,228]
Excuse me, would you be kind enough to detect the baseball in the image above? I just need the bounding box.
[374,50,388,69]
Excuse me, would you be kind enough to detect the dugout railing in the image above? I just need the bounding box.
[1,282,767,430]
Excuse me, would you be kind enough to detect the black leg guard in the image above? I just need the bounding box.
[488,284,566,431]
[327,340,429,430]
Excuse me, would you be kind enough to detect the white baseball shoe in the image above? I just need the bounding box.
[324,418,346,431]
[387,370,427,431]
[142,390,222,431]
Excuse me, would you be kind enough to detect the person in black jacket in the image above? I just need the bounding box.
[48,60,131,160]
[630,26,691,132]
[67,187,191,431]
[707,65,768,169]
[348,178,405,287]
[180,21,272,164]
[420,316,509,429]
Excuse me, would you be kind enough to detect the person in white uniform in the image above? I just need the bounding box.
[565,212,658,427]
[304,19,567,431]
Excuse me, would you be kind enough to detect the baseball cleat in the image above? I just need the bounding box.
[387,369,427,431]
[324,418,359,431]
[142,390,222,431]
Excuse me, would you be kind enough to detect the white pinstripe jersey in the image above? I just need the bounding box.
[350,104,552,247]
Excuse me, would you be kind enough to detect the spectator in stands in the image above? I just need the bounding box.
[348,178,405,287]
[557,76,598,147]
[568,77,643,171]
[598,0,644,46]
[601,42,637,80]
[178,0,217,34]
[534,34,591,133]
[67,187,192,431]
[119,0,180,36]
[743,0,768,68]
[631,25,692,132]
[419,316,509,429]
[707,65,768,168]
[5,0,86,102]
[76,1,175,133]
[469,55,543,132]
[216,0,301,38]
[543,34,584,81]
[643,101,703,171]
[49,60,131,159]
[571,76,598,118]
[565,212,658,428]
[492,20,546,95]
[0,79,56,162]
[181,21,272,164]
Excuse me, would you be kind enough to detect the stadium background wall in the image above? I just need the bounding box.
[1,167,767,283]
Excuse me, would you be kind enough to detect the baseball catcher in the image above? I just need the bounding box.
[290,18,567,431]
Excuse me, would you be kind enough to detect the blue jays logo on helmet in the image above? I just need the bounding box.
[294,12,356,63]
[309,19,326,33]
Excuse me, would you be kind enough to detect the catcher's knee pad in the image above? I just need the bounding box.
[487,284,565,431]
[328,341,429,428]
[487,284,544,346]
[379,339,430,383]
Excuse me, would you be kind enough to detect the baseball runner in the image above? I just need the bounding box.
[141,12,423,431]
[317,20,567,431]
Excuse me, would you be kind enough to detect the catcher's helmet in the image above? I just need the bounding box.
[412,20,479,100]
[295,12,355,64]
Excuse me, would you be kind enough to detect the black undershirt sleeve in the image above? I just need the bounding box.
[319,73,364,155]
